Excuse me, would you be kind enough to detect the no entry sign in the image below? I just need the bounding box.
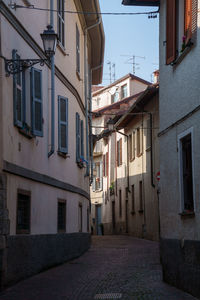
[156,171,160,181]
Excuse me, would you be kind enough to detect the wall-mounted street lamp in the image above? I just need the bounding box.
[107,118,116,131]
[2,25,57,76]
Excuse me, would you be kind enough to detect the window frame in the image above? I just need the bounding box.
[57,199,66,233]
[178,127,195,213]
[16,189,31,234]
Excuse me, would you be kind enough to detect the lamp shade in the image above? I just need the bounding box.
[41,25,58,57]
[107,118,115,131]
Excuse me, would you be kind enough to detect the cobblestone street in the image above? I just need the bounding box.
[0,236,197,300]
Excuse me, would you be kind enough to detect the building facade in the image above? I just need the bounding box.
[0,0,104,287]
[123,0,200,297]
[91,74,152,236]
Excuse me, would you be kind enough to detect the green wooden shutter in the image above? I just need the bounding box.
[31,68,43,136]
[100,161,103,190]
[13,50,24,128]
[76,112,80,162]
[58,96,68,153]
[81,120,84,158]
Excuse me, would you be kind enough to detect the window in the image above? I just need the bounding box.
[76,113,84,164]
[119,189,122,217]
[57,0,65,47]
[16,190,31,234]
[137,128,143,156]
[166,0,197,64]
[76,24,80,74]
[57,200,66,232]
[131,185,135,213]
[117,138,122,166]
[92,162,103,191]
[178,129,194,212]
[139,181,143,212]
[58,96,68,153]
[78,203,82,232]
[146,118,151,149]
[121,84,127,99]
[129,131,135,161]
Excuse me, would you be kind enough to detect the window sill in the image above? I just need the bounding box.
[16,230,30,234]
[137,153,143,158]
[171,41,193,67]
[146,147,151,152]
[18,127,34,139]
[57,42,68,56]
[179,210,195,218]
[76,71,81,81]
[57,151,70,159]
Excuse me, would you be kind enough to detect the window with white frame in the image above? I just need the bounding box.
[121,84,127,99]
[137,127,143,156]
[178,128,194,212]
[146,118,151,149]
[129,131,135,161]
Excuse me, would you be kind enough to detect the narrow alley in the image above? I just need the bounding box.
[0,236,197,300]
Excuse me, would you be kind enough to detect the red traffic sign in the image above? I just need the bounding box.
[156,171,160,181]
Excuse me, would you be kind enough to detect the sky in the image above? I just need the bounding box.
[98,0,159,86]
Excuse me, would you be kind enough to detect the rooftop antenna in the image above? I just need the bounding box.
[121,54,145,75]
[112,63,116,82]
[107,61,112,84]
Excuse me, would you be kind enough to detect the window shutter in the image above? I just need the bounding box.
[13,50,24,128]
[80,120,84,157]
[120,138,122,165]
[76,24,80,73]
[117,141,119,167]
[106,152,109,177]
[58,96,68,153]
[185,0,197,44]
[92,163,96,191]
[76,112,80,162]
[103,155,105,176]
[100,162,103,190]
[31,68,43,136]
[166,0,176,64]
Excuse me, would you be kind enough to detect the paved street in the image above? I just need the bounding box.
[0,236,197,300]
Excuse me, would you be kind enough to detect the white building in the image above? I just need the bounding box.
[0,0,104,287]
[122,0,200,297]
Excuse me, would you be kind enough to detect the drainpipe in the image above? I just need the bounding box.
[48,0,55,157]
[84,16,102,176]
[150,112,155,188]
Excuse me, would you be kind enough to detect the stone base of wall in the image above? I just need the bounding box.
[160,238,200,298]
[2,233,90,287]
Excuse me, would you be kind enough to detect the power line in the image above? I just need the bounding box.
[9,4,159,17]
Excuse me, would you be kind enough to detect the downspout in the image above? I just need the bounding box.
[84,16,102,176]
[48,0,55,157]
[150,112,155,188]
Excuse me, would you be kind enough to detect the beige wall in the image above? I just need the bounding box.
[0,0,95,235]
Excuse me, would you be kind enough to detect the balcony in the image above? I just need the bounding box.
[122,0,159,6]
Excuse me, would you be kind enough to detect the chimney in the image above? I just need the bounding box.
[153,70,159,84]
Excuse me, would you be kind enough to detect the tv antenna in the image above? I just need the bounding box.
[107,61,116,84]
[121,55,145,75]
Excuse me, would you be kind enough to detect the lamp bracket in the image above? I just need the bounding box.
[0,56,49,76]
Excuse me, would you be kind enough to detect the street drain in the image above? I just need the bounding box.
[94,293,122,299]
